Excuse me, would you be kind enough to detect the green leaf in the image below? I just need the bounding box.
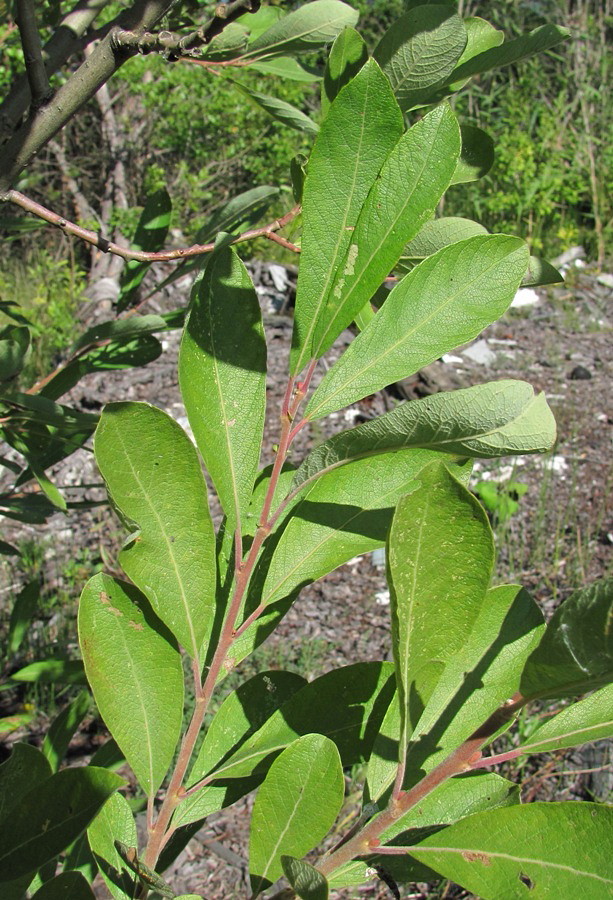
[31,464,67,511]
[282,856,328,900]
[10,659,86,684]
[43,691,91,772]
[243,0,358,59]
[450,124,494,185]
[456,17,504,65]
[374,6,467,110]
[201,22,248,60]
[306,235,529,420]
[205,662,395,780]
[250,56,321,81]
[312,103,461,357]
[94,401,216,659]
[179,244,267,533]
[389,463,494,753]
[291,59,403,375]
[117,189,172,311]
[520,578,613,699]
[7,579,40,655]
[31,872,95,898]
[513,683,613,756]
[79,574,184,797]
[70,315,169,354]
[249,734,344,894]
[233,81,319,135]
[398,216,489,270]
[87,793,137,900]
[0,743,52,825]
[0,325,29,381]
[294,380,556,491]
[406,802,613,898]
[522,256,563,287]
[238,4,283,41]
[0,767,124,882]
[174,670,306,828]
[321,26,368,115]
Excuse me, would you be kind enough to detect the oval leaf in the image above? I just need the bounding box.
[87,793,137,900]
[282,856,328,900]
[79,574,184,796]
[514,683,613,756]
[94,401,216,659]
[249,734,344,895]
[244,0,358,59]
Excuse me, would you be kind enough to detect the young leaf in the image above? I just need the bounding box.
[306,235,529,419]
[294,380,556,491]
[179,244,267,535]
[117,188,172,311]
[94,401,216,659]
[249,734,344,895]
[321,26,368,115]
[233,82,319,135]
[291,59,403,375]
[450,124,494,185]
[282,856,329,900]
[7,579,40,655]
[388,463,494,753]
[79,574,184,797]
[312,103,462,357]
[512,683,613,756]
[0,767,124,882]
[31,872,95,898]
[374,6,467,110]
[520,577,613,699]
[87,793,137,900]
[243,0,358,59]
[405,802,613,898]
[0,743,52,824]
[42,691,91,772]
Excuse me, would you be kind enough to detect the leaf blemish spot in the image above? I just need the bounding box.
[519,873,534,889]
[128,620,144,631]
[462,851,491,866]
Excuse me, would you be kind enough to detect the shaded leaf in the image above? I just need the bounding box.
[79,574,184,797]
[450,124,494,185]
[7,579,40,655]
[406,802,613,898]
[10,659,86,684]
[233,81,319,135]
[249,57,322,81]
[117,189,172,311]
[522,256,563,287]
[282,856,328,900]
[87,793,137,900]
[294,380,556,491]
[249,734,344,894]
[398,216,488,269]
[321,26,368,115]
[244,0,358,59]
[447,24,570,84]
[0,767,124,882]
[0,325,29,381]
[70,315,168,355]
[43,691,91,772]
[31,871,95,898]
[306,235,529,420]
[94,402,216,659]
[0,743,52,825]
[291,59,403,374]
[179,244,267,533]
[514,683,613,755]
[312,103,461,357]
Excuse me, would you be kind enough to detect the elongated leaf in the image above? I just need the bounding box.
[243,0,358,59]
[321,26,368,115]
[513,683,613,755]
[87,793,137,900]
[312,103,461,357]
[31,872,94,898]
[401,216,488,266]
[521,577,613,699]
[174,671,306,827]
[294,381,555,491]
[79,574,184,796]
[374,6,467,111]
[94,401,216,658]
[450,124,494,185]
[118,189,172,311]
[233,81,319,135]
[249,734,344,894]
[0,743,52,824]
[250,57,321,81]
[406,802,613,898]
[306,235,529,420]
[10,659,86,684]
[291,59,403,375]
[404,584,544,784]
[42,691,91,772]
[332,772,519,889]
[179,244,266,533]
[389,463,494,754]
[0,767,124,882]
[71,315,168,354]
[7,579,40,655]
[282,857,328,900]
[201,22,248,60]
[204,662,395,781]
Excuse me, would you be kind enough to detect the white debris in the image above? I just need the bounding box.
[268,264,289,293]
[345,556,363,567]
[343,408,362,424]
[375,589,390,606]
[597,273,613,289]
[461,339,497,366]
[512,287,540,308]
[371,547,386,569]
[540,455,568,476]
[441,353,464,364]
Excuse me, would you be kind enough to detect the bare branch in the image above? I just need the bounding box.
[15,0,52,108]
[2,189,301,262]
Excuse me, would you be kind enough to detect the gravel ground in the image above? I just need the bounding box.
[0,258,611,899]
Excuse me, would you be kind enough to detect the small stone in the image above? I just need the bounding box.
[512,287,539,308]
[569,365,592,380]
[596,273,613,289]
[268,264,289,293]
[461,339,496,366]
